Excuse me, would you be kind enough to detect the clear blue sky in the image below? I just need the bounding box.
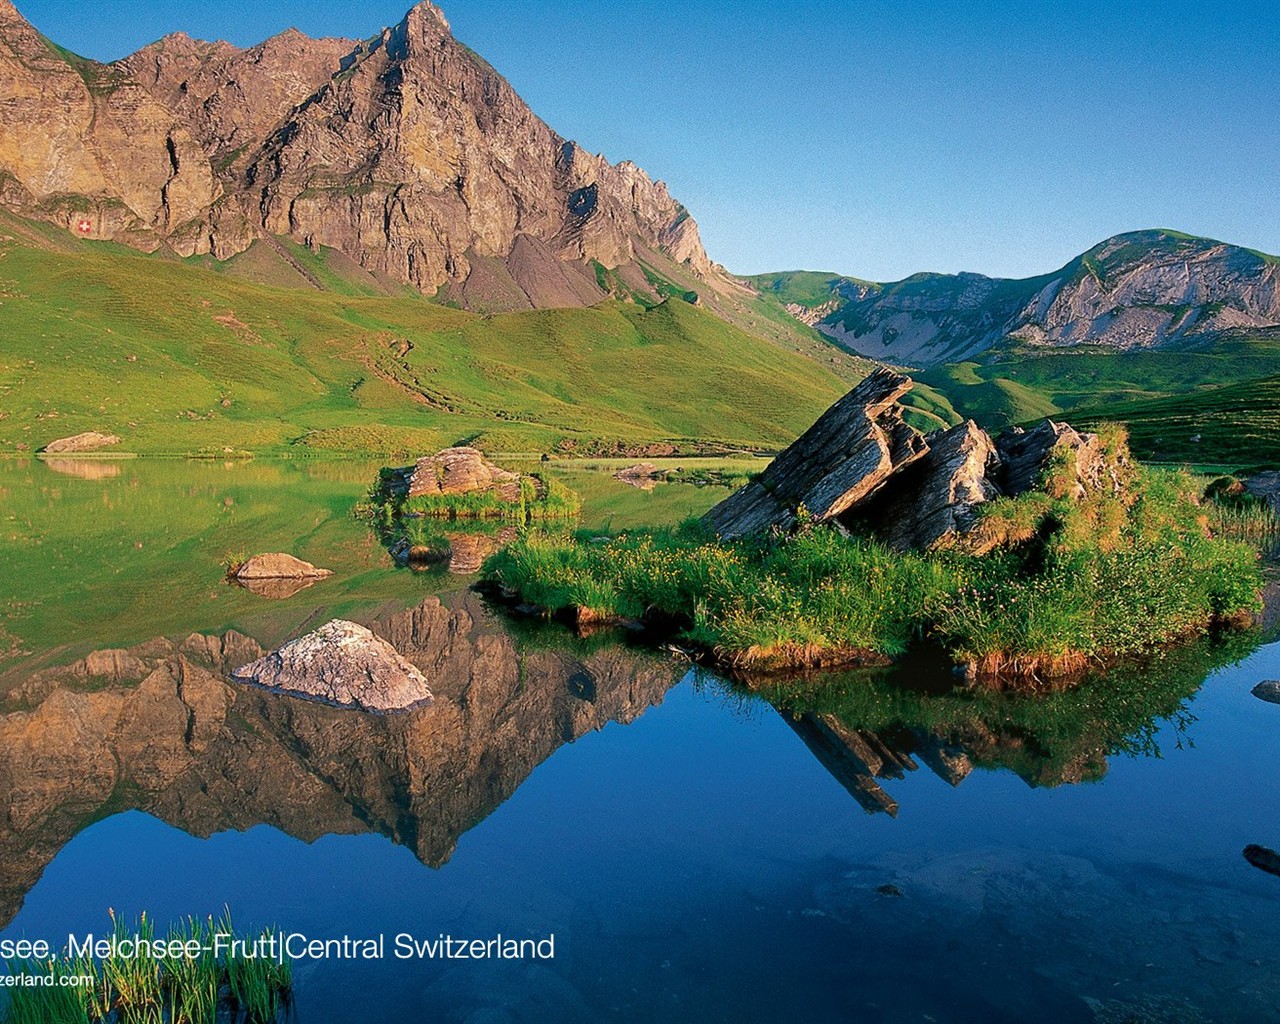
[14,0,1280,281]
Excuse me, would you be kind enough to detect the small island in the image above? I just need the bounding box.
[482,370,1267,682]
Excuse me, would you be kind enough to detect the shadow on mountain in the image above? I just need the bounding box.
[0,593,683,928]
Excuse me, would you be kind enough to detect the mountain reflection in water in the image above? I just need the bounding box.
[0,593,683,929]
[0,590,1255,936]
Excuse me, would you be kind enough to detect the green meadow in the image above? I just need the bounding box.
[0,214,846,457]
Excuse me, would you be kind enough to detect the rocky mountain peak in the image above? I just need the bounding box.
[0,0,721,309]
[404,0,452,37]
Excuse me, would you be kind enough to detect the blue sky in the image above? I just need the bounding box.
[14,0,1280,280]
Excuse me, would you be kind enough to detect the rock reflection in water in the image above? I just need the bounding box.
[230,575,322,599]
[0,594,683,929]
[745,634,1255,817]
[40,458,124,480]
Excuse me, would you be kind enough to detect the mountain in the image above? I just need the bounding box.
[0,0,739,313]
[751,230,1280,368]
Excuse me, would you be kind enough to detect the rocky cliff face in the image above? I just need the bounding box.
[767,231,1280,367]
[0,0,719,306]
[0,593,682,928]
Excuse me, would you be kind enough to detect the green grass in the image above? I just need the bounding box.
[0,213,848,456]
[1,911,291,1024]
[484,457,1265,679]
[919,338,1280,468]
[1072,372,1280,464]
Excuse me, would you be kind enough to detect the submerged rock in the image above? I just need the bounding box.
[41,458,123,479]
[235,576,323,600]
[1252,680,1280,705]
[233,553,333,581]
[40,431,120,453]
[614,462,663,490]
[232,620,433,713]
[704,368,927,539]
[1244,844,1280,878]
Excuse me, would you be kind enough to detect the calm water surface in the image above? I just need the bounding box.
[1,458,1278,1023]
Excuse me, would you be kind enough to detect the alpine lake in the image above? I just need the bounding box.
[1,454,1278,1024]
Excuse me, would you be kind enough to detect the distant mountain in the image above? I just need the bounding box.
[750,230,1280,368]
[0,0,733,312]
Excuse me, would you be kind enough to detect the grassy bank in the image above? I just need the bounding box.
[1,911,290,1024]
[483,465,1266,680]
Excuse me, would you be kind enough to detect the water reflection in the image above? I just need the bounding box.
[40,458,124,480]
[734,631,1259,817]
[0,593,683,929]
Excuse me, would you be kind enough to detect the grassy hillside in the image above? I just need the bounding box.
[742,270,873,309]
[0,216,849,456]
[915,338,1280,465]
[1073,374,1280,465]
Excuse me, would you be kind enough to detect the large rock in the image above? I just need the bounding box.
[389,447,522,502]
[40,431,120,454]
[996,420,1129,500]
[232,620,432,712]
[704,373,1132,550]
[1244,472,1280,513]
[233,553,332,580]
[704,368,927,539]
[1252,681,1280,705]
[860,420,1001,552]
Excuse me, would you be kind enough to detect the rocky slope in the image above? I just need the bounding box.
[752,230,1280,368]
[0,0,725,308]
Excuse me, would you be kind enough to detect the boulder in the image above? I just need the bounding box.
[1244,471,1280,513]
[1244,844,1280,878]
[995,420,1129,500]
[614,462,663,490]
[231,620,433,713]
[40,431,120,454]
[704,368,927,539]
[233,553,333,581]
[1252,680,1280,705]
[387,447,521,502]
[857,420,1001,552]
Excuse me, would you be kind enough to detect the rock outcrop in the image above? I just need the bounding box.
[388,446,521,502]
[39,431,120,453]
[0,0,723,307]
[232,619,432,712]
[704,368,928,539]
[705,372,1130,551]
[996,420,1129,500]
[861,419,1002,552]
[1252,681,1280,706]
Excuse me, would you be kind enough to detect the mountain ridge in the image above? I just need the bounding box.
[0,0,734,313]
[749,229,1280,368]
